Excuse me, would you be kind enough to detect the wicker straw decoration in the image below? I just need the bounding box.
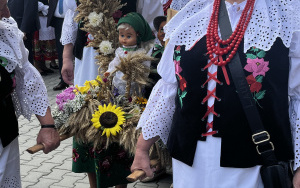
[75,0,125,74]
[111,52,156,98]
[57,96,101,144]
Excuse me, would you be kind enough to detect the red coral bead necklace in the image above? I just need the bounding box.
[206,0,255,84]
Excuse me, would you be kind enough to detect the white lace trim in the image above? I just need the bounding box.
[60,9,78,45]
[0,17,49,120]
[0,18,24,72]
[170,0,190,10]
[164,0,300,52]
[137,79,177,144]
[289,97,300,170]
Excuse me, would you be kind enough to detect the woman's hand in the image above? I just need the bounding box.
[36,128,60,154]
[131,148,155,180]
[130,135,159,180]
[62,43,75,85]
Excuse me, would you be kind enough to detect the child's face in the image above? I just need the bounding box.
[119,27,137,47]
[157,21,166,46]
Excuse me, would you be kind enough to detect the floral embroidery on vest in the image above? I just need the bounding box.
[244,47,270,107]
[0,56,16,88]
[174,45,187,108]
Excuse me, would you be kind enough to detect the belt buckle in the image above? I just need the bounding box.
[252,131,270,145]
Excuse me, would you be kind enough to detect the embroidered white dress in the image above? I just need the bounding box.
[137,0,300,187]
[0,17,50,188]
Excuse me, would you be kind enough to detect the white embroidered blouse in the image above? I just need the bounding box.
[0,17,49,120]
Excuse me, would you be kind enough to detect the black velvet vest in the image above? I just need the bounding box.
[0,65,19,147]
[167,37,294,168]
[73,0,137,60]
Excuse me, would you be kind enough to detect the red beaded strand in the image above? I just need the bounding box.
[206,0,255,68]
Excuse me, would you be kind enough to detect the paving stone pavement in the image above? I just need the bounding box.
[18,63,173,188]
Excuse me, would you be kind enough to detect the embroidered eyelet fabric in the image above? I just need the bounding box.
[170,0,191,10]
[0,138,21,188]
[0,18,49,120]
[137,79,177,144]
[137,43,177,144]
[164,0,300,52]
[60,1,78,46]
[290,98,300,171]
[289,31,300,170]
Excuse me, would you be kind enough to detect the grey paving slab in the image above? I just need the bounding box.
[19,62,172,188]
[27,178,60,188]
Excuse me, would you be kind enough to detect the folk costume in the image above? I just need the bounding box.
[137,0,300,187]
[33,1,58,75]
[0,17,50,187]
[60,1,158,188]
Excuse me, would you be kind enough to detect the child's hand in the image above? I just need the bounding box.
[104,72,110,77]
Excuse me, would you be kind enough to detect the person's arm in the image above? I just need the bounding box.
[288,31,300,188]
[36,107,60,154]
[130,43,177,178]
[60,5,78,85]
[131,135,159,178]
[62,43,75,85]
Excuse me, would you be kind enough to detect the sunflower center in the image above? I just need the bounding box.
[100,112,118,128]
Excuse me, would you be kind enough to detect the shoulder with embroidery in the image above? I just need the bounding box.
[243,0,300,52]
[0,18,24,73]
[164,0,300,52]
[164,0,213,48]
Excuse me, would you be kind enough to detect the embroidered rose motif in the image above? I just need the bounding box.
[99,158,111,171]
[246,74,262,93]
[174,45,187,108]
[174,60,182,75]
[178,74,187,92]
[244,58,269,78]
[244,47,269,107]
[72,149,80,162]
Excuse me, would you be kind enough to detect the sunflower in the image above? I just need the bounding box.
[91,103,125,137]
[136,97,148,105]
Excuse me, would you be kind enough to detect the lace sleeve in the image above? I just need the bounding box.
[137,43,177,144]
[60,9,78,45]
[12,61,49,120]
[288,31,300,170]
